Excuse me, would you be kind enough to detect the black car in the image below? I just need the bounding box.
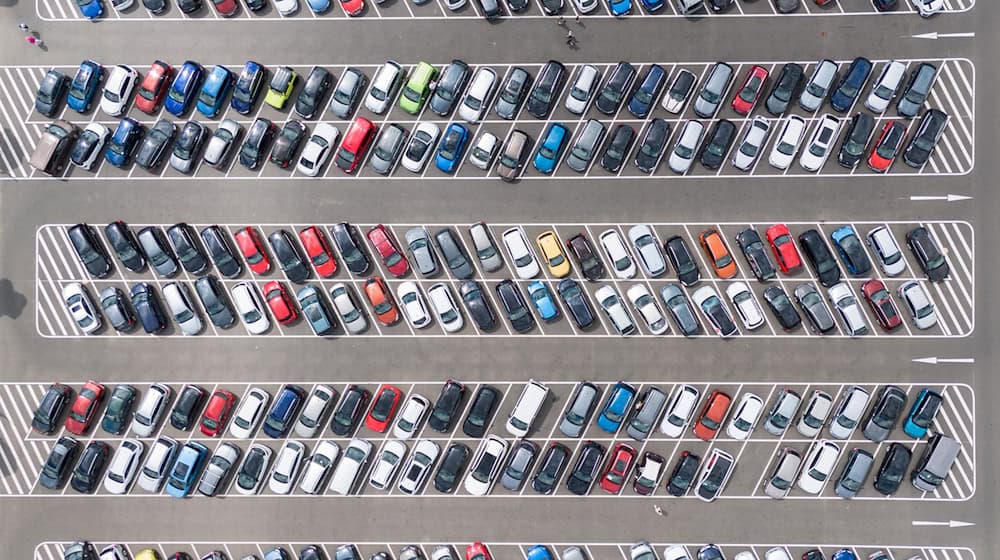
[330,222,370,275]
[270,120,307,169]
[495,279,534,333]
[873,442,911,495]
[104,221,145,273]
[70,441,110,493]
[526,60,566,119]
[566,234,604,281]
[698,119,736,170]
[801,550,825,560]
[35,70,69,118]
[837,112,876,168]
[142,0,167,12]
[634,118,670,173]
[38,436,79,490]
[330,385,370,436]
[539,0,563,12]
[462,385,501,438]
[666,450,700,497]
[664,235,701,286]
[531,443,571,495]
[903,108,948,168]
[239,117,275,170]
[268,229,310,283]
[663,69,695,113]
[706,0,733,10]
[566,441,605,495]
[100,384,137,435]
[177,0,201,12]
[764,63,803,116]
[428,379,466,432]
[557,279,596,330]
[434,443,471,493]
[797,229,841,287]
[735,228,776,281]
[135,119,176,170]
[863,385,908,442]
[166,223,209,275]
[170,384,206,431]
[628,64,666,119]
[906,227,949,282]
[32,384,71,434]
[460,281,497,331]
[600,124,636,173]
[295,66,332,119]
[68,224,112,278]
[435,228,473,280]
[200,225,243,279]
[430,60,470,117]
[506,0,529,10]
[494,67,532,120]
[763,286,801,330]
[69,127,105,168]
[130,282,169,333]
[195,275,237,328]
[595,62,636,115]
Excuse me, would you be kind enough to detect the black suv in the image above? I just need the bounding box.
[526,61,566,119]
[295,66,332,119]
[170,384,206,430]
[239,117,275,170]
[837,112,876,168]
[330,385,370,436]
[433,443,471,493]
[496,280,534,333]
[903,108,948,168]
[906,227,949,282]
[268,229,310,283]
[797,229,841,287]
[68,223,112,278]
[330,223,370,275]
[595,62,636,115]
[462,385,501,438]
[764,62,803,116]
[32,384,71,434]
[566,441,605,495]
[200,225,243,279]
[664,235,701,287]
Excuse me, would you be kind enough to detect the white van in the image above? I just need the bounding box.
[829,385,870,439]
[329,438,372,495]
[505,380,550,437]
[458,67,497,123]
[365,61,404,115]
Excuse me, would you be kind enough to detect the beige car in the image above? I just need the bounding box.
[29,120,78,175]
[496,130,529,182]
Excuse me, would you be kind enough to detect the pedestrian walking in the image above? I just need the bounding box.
[18,23,30,32]
[654,505,663,516]
[574,14,580,22]
[24,35,36,46]
[566,29,574,39]
[557,15,565,25]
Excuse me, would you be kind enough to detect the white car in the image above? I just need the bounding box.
[663,546,692,560]
[268,440,305,495]
[866,226,906,276]
[898,281,937,329]
[797,440,841,494]
[273,0,298,15]
[633,454,665,495]
[397,281,432,329]
[725,282,765,330]
[103,439,144,495]
[667,119,704,174]
[573,0,599,12]
[796,390,834,438]
[329,283,368,334]
[365,61,403,115]
[393,394,430,440]
[458,67,497,123]
[626,284,669,335]
[427,283,464,333]
[629,543,657,560]
[231,281,270,335]
[865,60,906,113]
[468,132,499,170]
[398,439,440,494]
[100,65,138,117]
[799,114,841,172]
[627,225,667,277]
[827,282,869,336]
[599,229,636,279]
[230,387,270,439]
[464,434,508,496]
[733,553,758,560]
[732,116,770,171]
[99,545,130,560]
[62,282,101,334]
[595,284,637,336]
[764,547,792,560]
[565,65,600,114]
[234,443,272,495]
[911,0,943,17]
[725,392,764,440]
[763,448,802,499]
[130,383,171,437]
[660,385,699,437]
[197,442,240,498]
[296,123,340,176]
[768,115,806,170]
[72,123,111,170]
[329,438,372,495]
[501,227,540,279]
[203,119,241,169]
[369,440,407,490]
[137,436,178,492]
[298,440,340,495]
[294,384,336,438]
[162,282,203,336]
[399,122,441,173]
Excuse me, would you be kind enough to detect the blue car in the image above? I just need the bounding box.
[526,546,553,560]
[77,0,104,19]
[639,0,663,10]
[165,442,209,498]
[830,57,873,113]
[597,381,636,433]
[608,0,631,15]
[903,388,943,438]
[435,123,469,173]
[196,65,233,118]
[67,60,103,113]
[532,122,569,174]
[527,281,559,321]
[105,118,143,167]
[832,550,857,560]
[129,282,168,333]
[262,384,306,438]
[297,285,336,336]
[232,61,266,115]
[627,64,667,118]
[306,0,330,12]
[830,225,872,276]
[164,61,204,117]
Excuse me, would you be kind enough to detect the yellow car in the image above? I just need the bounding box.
[134,549,161,560]
[264,66,298,109]
[536,230,571,278]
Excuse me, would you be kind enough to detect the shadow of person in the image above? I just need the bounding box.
[0,279,28,319]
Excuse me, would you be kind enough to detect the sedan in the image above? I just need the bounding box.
[898,280,937,330]
[329,283,367,334]
[732,116,770,171]
[768,115,806,170]
[626,284,668,334]
[726,282,765,331]
[62,283,101,335]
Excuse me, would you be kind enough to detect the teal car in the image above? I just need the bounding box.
[903,388,943,438]
[196,65,234,118]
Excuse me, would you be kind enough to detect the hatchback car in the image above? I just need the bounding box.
[100,65,139,117]
[763,447,801,499]
[765,62,804,116]
[695,448,734,501]
[239,118,275,170]
[269,120,308,169]
[32,383,70,434]
[772,225,806,276]
[634,118,670,173]
[906,227,949,282]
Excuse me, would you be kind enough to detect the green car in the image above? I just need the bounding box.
[399,62,438,114]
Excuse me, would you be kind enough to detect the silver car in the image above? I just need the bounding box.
[559,381,599,437]
[763,389,801,436]
[625,387,667,441]
[693,62,733,118]
[370,124,407,175]
[197,442,240,497]
[406,227,439,277]
[732,116,770,171]
[202,119,241,169]
[469,222,502,272]
[500,440,538,491]
[799,59,838,112]
[667,120,704,174]
[626,224,667,277]
[763,448,801,499]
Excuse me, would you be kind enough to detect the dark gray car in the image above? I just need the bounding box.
[460,281,496,331]
[195,275,236,328]
[793,283,836,333]
[693,62,733,118]
[565,119,606,173]
[559,382,599,437]
[897,63,937,118]
[862,385,907,442]
[435,228,474,280]
[494,67,532,120]
[835,448,874,499]
[134,119,176,170]
[328,67,366,119]
[137,226,179,277]
[659,284,700,336]
[430,60,470,117]
[500,440,539,491]
[405,227,439,277]
[625,387,667,441]
[370,124,407,175]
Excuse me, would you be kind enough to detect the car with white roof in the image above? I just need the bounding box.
[626,285,669,335]
[898,281,937,329]
[725,392,764,440]
[394,394,430,440]
[768,115,806,170]
[595,285,637,336]
[329,283,368,334]
[62,282,101,334]
[329,438,372,495]
[599,229,636,279]
[668,119,704,174]
[398,439,440,494]
[369,440,408,490]
[427,283,464,333]
[103,439,144,494]
[732,116,770,171]
[799,114,841,172]
[400,122,441,173]
[100,65,138,117]
[231,281,270,335]
[501,227,541,279]
[298,440,340,495]
[797,440,841,494]
[294,385,336,438]
[464,434,508,496]
[468,132,500,170]
[627,225,667,277]
[660,385,699,437]
[198,442,240,497]
[725,282,765,330]
[137,436,178,492]
[163,282,203,336]
[866,226,906,276]
[397,281,432,329]
[230,387,270,439]
[797,390,834,438]
[763,448,801,499]
[296,122,339,176]
[827,282,869,336]
[268,440,305,494]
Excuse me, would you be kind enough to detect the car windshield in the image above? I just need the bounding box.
[808,467,828,481]
[103,88,121,103]
[874,84,893,99]
[701,89,720,104]
[877,131,903,158]
[472,454,497,482]
[570,85,589,102]
[739,142,758,157]
[571,145,591,160]
[839,83,860,98]
[371,87,387,102]
[465,96,482,110]
[633,89,652,105]
[808,142,828,157]
[168,86,186,103]
[771,475,791,490]
[675,143,694,159]
[539,145,556,160]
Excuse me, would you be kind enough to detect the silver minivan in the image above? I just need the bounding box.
[625,387,667,441]
[559,382,599,437]
[911,434,961,492]
[799,59,838,111]
[565,119,606,172]
[693,62,733,118]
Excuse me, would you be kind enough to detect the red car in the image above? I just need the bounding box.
[365,384,403,432]
[263,281,298,325]
[234,226,271,275]
[134,60,172,115]
[867,121,907,173]
[693,390,732,441]
[466,542,492,560]
[366,224,409,277]
[298,226,338,278]
[862,279,902,331]
[731,65,768,116]
[340,0,363,15]
[65,380,105,435]
[200,389,237,436]
[364,276,399,326]
[599,443,637,494]
[211,0,239,16]
[334,117,376,173]
[765,224,803,274]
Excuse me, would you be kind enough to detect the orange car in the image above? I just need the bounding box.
[364,276,398,326]
[699,228,737,279]
[693,390,732,441]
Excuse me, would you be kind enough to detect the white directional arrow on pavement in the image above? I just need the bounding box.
[912,357,975,365]
[912,520,976,528]
[909,194,972,202]
[912,32,976,39]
